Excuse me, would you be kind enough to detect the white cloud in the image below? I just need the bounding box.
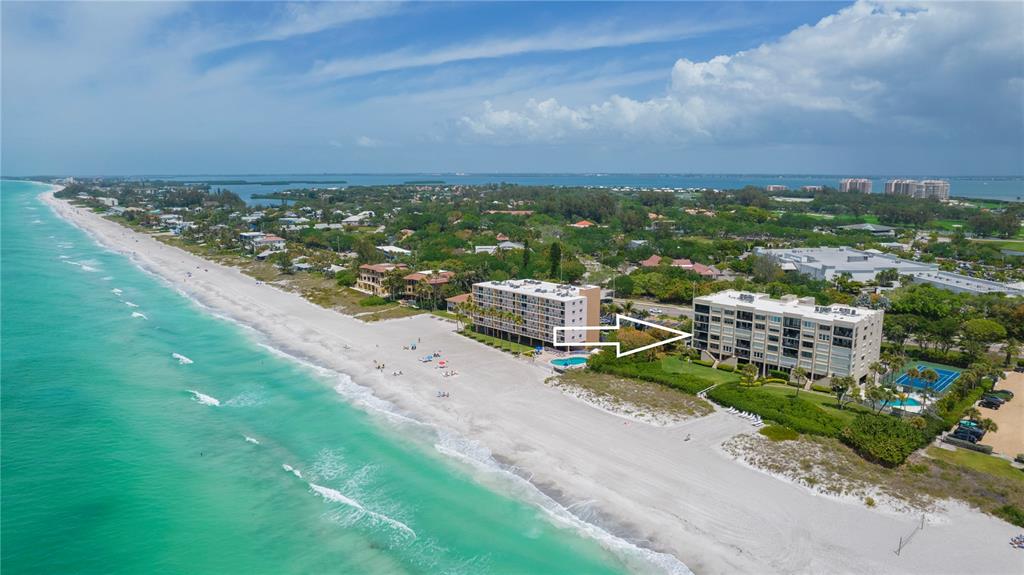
[310,19,742,80]
[251,2,400,44]
[458,1,1024,147]
[355,135,385,148]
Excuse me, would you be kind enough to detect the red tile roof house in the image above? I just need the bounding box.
[445,292,471,313]
[639,255,722,278]
[495,233,510,241]
[569,220,595,228]
[402,270,455,298]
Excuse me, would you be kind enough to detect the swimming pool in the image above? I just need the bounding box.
[551,357,588,367]
[884,398,923,407]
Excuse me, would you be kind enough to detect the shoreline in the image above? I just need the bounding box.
[42,189,1021,574]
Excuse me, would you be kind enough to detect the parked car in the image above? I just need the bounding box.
[1013,365,1024,373]
[950,430,978,443]
[982,394,1006,404]
[979,399,1002,410]
[955,426,985,440]
[989,389,1014,401]
[959,419,981,429]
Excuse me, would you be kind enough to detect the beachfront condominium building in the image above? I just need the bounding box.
[356,263,408,297]
[839,178,872,194]
[692,290,884,383]
[469,279,601,347]
[884,179,950,200]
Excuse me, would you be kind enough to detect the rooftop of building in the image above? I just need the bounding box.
[359,262,408,273]
[474,279,598,301]
[911,271,1024,295]
[695,290,882,322]
[756,246,937,271]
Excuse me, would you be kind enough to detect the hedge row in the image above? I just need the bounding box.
[707,383,845,437]
[694,359,714,367]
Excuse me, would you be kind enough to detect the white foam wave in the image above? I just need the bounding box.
[223,389,266,408]
[281,463,303,478]
[111,288,123,296]
[308,483,416,539]
[244,436,261,445]
[186,389,220,406]
[59,255,70,259]
[101,276,114,281]
[125,301,139,307]
[172,352,193,365]
[32,219,43,224]
[80,265,99,272]
[131,311,148,320]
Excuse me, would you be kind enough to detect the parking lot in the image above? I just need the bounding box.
[978,371,1024,457]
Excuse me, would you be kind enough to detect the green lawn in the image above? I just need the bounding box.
[759,383,869,423]
[971,239,1024,252]
[927,218,967,231]
[926,447,1024,483]
[660,356,740,385]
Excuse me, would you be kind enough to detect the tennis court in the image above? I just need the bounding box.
[894,364,960,394]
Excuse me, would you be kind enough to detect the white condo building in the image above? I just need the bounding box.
[692,291,884,383]
[839,178,872,194]
[470,279,600,347]
[754,246,937,281]
[884,179,950,200]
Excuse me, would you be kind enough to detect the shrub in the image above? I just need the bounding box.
[841,414,926,467]
[864,497,876,507]
[759,425,799,442]
[707,383,845,437]
[358,295,388,307]
[717,364,736,372]
[762,378,788,385]
[787,380,802,388]
[907,463,929,474]
[694,359,714,367]
[1015,454,1024,464]
[994,504,1024,528]
[811,384,832,393]
[334,269,357,287]
[769,369,790,379]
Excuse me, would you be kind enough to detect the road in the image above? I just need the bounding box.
[612,298,694,319]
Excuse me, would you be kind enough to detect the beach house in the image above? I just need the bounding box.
[355,263,408,297]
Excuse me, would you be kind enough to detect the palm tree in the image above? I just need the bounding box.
[869,361,887,389]
[621,300,635,317]
[963,406,981,422]
[979,418,998,434]
[513,314,525,347]
[791,366,809,398]
[919,368,939,409]
[1002,338,1020,367]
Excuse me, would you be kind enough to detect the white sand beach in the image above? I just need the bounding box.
[44,191,1022,575]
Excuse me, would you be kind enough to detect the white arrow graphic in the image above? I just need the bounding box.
[552,314,691,358]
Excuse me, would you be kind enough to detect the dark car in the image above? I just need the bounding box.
[982,394,1006,404]
[979,399,1002,410]
[950,430,978,443]
[955,426,985,440]
[1014,366,1024,373]
[989,390,1014,401]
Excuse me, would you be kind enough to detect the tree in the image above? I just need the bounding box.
[548,242,562,279]
[867,383,895,414]
[751,255,783,283]
[791,366,809,398]
[919,368,939,408]
[521,239,531,269]
[1002,338,1020,367]
[616,327,657,361]
[739,363,759,386]
[831,375,855,409]
[383,268,407,300]
[961,318,1007,350]
[963,406,981,422]
[979,418,998,434]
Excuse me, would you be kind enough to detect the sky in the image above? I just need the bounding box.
[2,1,1022,176]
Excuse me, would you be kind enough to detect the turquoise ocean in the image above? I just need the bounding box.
[1,180,674,574]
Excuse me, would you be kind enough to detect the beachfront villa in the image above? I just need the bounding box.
[402,269,454,297]
[355,262,408,297]
[469,279,601,347]
[692,290,884,383]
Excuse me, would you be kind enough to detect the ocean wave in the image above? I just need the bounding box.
[131,311,148,320]
[186,389,220,406]
[172,352,193,365]
[111,288,123,296]
[101,276,114,281]
[32,219,43,224]
[244,436,261,445]
[308,482,417,539]
[223,389,266,408]
[58,255,70,259]
[125,301,139,307]
[282,463,303,478]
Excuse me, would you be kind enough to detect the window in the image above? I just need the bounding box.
[768,335,779,342]
[803,321,815,329]
[819,324,831,331]
[755,323,765,330]
[767,345,778,352]
[724,310,735,316]
[753,351,764,359]
[755,314,766,321]
[724,319,734,325]
[801,351,813,358]
[711,334,720,341]
[723,346,733,352]
[711,316,721,322]
[802,341,814,348]
[770,316,782,323]
[818,333,831,342]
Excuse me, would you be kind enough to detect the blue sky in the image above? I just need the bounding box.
[2,1,1022,175]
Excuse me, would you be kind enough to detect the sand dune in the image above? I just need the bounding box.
[44,191,1021,575]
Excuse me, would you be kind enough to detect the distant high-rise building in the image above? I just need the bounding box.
[921,180,950,200]
[765,185,788,192]
[884,179,949,200]
[801,185,824,192]
[839,178,872,194]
